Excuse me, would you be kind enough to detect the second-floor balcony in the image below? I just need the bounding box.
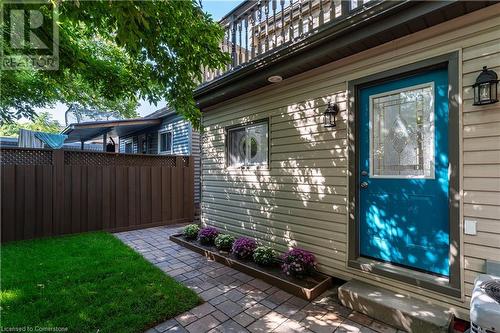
[195,0,492,108]
[202,0,369,83]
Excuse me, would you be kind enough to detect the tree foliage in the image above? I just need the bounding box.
[1,0,229,129]
[0,112,62,137]
[64,103,129,125]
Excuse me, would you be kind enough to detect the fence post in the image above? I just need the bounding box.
[52,150,64,235]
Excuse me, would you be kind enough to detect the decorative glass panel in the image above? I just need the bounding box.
[370,83,435,178]
[246,123,268,165]
[229,127,245,167]
[228,122,268,167]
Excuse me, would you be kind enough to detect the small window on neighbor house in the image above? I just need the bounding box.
[124,140,133,153]
[227,121,268,168]
[158,130,173,154]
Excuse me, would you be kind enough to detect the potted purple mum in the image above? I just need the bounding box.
[198,226,219,245]
[281,248,316,277]
[231,237,257,259]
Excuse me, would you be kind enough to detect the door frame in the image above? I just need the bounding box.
[347,52,461,297]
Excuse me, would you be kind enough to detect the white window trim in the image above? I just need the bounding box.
[122,138,133,154]
[226,121,269,170]
[157,129,173,155]
[368,81,435,180]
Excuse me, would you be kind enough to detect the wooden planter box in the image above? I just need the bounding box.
[170,234,332,301]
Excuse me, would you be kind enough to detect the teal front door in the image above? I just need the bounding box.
[358,68,450,276]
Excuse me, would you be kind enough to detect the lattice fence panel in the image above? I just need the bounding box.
[1,148,53,165]
[64,151,177,167]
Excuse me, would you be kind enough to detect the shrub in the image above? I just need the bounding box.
[183,224,200,240]
[253,246,277,266]
[214,234,235,251]
[198,226,219,245]
[281,248,316,277]
[231,237,257,259]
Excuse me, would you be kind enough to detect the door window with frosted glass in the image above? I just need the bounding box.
[369,83,435,178]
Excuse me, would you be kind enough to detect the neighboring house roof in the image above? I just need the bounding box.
[62,107,179,142]
[144,106,176,119]
[62,117,162,142]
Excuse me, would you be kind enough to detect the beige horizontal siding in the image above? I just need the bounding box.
[464,137,500,151]
[192,130,201,205]
[461,26,500,273]
[201,4,500,320]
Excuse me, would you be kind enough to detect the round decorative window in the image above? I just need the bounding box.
[238,135,259,161]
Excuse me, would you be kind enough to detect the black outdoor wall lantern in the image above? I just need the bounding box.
[323,102,339,128]
[473,66,499,106]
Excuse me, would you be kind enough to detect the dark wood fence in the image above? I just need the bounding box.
[1,147,194,242]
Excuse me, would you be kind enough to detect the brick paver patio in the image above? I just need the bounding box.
[115,226,404,333]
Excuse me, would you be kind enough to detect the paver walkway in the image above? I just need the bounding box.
[115,226,403,333]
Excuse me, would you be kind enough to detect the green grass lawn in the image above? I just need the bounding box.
[1,232,201,333]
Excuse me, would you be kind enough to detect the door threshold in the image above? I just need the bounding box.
[348,257,461,298]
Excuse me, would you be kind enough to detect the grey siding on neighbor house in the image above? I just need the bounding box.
[118,113,191,155]
[158,113,191,155]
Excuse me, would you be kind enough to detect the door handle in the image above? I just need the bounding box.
[360,182,368,189]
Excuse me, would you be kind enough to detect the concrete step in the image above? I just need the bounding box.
[338,280,453,333]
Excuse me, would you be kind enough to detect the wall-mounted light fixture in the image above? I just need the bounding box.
[473,66,498,106]
[323,102,339,128]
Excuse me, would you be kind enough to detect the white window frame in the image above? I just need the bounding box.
[226,120,269,169]
[369,82,435,179]
[157,129,173,155]
[122,138,133,154]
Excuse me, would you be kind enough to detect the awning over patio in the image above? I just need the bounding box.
[62,118,162,143]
